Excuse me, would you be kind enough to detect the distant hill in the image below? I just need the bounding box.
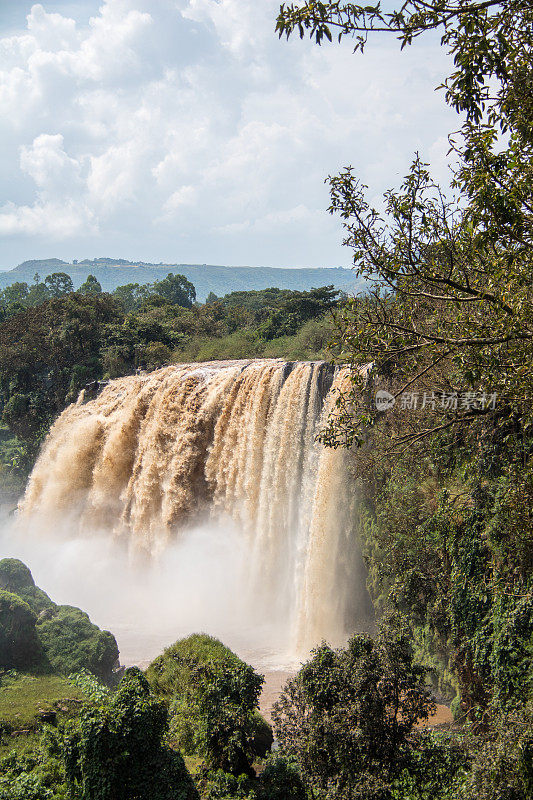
[0,258,365,302]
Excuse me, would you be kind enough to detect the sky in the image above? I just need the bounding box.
[0,0,458,270]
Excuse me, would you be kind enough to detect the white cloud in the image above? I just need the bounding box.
[0,199,95,238]
[0,0,459,266]
[20,133,82,191]
[26,4,79,51]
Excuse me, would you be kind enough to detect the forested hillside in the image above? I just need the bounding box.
[0,258,365,301]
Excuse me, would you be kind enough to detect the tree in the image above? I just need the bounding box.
[112,282,150,312]
[261,285,340,339]
[152,272,196,308]
[272,616,435,799]
[206,291,219,304]
[277,1,533,450]
[146,634,270,776]
[79,274,102,295]
[277,1,531,128]
[44,272,74,297]
[0,294,121,440]
[25,281,50,307]
[275,0,533,728]
[1,282,29,307]
[63,667,198,800]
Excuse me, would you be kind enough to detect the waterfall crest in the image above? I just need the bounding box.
[20,359,369,653]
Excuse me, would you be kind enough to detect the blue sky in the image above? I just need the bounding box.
[0,1,458,269]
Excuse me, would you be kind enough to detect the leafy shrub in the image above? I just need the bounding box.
[36,606,118,682]
[455,707,533,800]
[272,615,436,800]
[255,753,307,800]
[391,732,467,799]
[63,667,197,800]
[196,769,253,800]
[146,634,271,776]
[0,725,71,800]
[67,669,111,704]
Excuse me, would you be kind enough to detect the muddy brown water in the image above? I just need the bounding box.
[256,671,453,727]
[127,650,452,729]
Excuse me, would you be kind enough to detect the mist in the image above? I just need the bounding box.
[0,509,299,669]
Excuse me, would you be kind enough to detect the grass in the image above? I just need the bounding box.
[0,672,86,730]
[0,730,40,759]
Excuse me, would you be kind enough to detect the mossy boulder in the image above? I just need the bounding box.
[0,557,56,614]
[36,605,119,682]
[0,590,43,670]
[0,558,34,592]
[0,558,119,683]
[146,633,250,698]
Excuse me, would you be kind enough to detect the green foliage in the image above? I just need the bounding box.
[67,670,111,704]
[173,329,263,363]
[455,707,533,800]
[0,591,42,671]
[111,281,149,312]
[152,272,196,308]
[255,753,307,800]
[26,281,51,308]
[0,672,86,730]
[0,558,57,615]
[0,559,119,683]
[276,0,533,736]
[63,667,198,800]
[146,634,270,776]
[0,282,30,318]
[272,616,435,799]
[0,425,36,488]
[0,557,35,593]
[0,279,337,479]
[44,274,74,298]
[259,285,339,340]
[281,2,533,451]
[349,430,533,717]
[195,769,254,800]
[78,275,102,295]
[0,743,69,800]
[36,606,118,683]
[0,293,121,442]
[390,732,467,799]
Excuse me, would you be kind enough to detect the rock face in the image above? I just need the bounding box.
[0,558,119,683]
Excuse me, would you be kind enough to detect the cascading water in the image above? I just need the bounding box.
[18,359,371,661]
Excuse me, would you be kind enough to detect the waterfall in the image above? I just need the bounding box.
[19,359,370,656]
